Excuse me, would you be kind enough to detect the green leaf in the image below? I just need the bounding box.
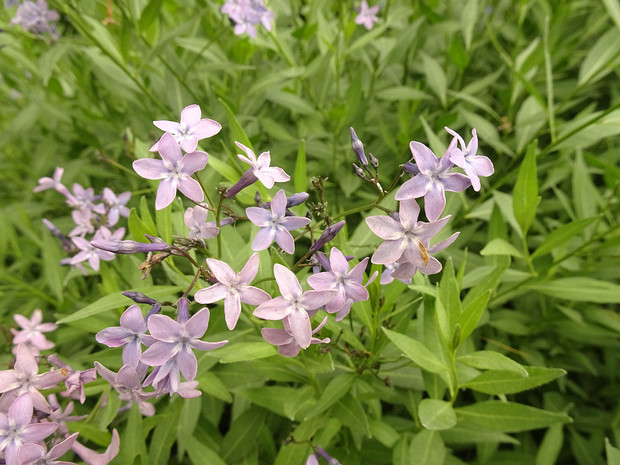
[458,290,491,344]
[221,408,265,462]
[122,404,147,465]
[438,257,461,335]
[177,398,201,459]
[422,53,447,107]
[605,438,620,465]
[237,386,308,420]
[382,328,449,374]
[460,0,478,50]
[218,97,252,148]
[185,435,227,465]
[369,420,400,448]
[306,373,356,419]
[149,411,178,465]
[418,399,457,431]
[526,277,620,303]
[197,372,232,402]
[531,217,598,258]
[457,351,528,376]
[480,238,524,258]
[375,86,430,101]
[409,430,446,465]
[294,139,307,193]
[155,202,172,243]
[513,141,540,236]
[456,401,571,432]
[334,396,371,437]
[208,342,276,363]
[128,208,155,242]
[536,423,564,465]
[56,286,182,324]
[462,366,566,395]
[578,27,620,85]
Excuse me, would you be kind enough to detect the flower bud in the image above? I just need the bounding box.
[403,161,419,176]
[122,291,158,305]
[286,192,309,207]
[176,297,190,323]
[350,127,368,166]
[352,163,367,180]
[225,169,259,198]
[91,239,170,254]
[310,220,345,252]
[369,152,379,169]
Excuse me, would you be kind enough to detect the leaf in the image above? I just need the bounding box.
[422,54,447,107]
[460,0,478,50]
[458,290,491,343]
[409,430,446,465]
[197,372,232,402]
[155,202,172,243]
[128,208,155,242]
[375,86,430,101]
[578,27,620,85]
[369,420,400,448]
[480,238,524,258]
[121,404,147,465]
[456,401,571,432]
[305,373,356,419]
[526,278,620,303]
[531,217,598,258]
[208,342,277,363]
[438,258,461,335]
[418,399,457,431]
[457,351,528,376]
[382,328,449,374]
[149,411,178,465]
[221,408,265,462]
[237,386,308,420]
[218,97,252,148]
[185,435,227,465]
[513,141,540,236]
[536,423,564,465]
[334,396,371,437]
[56,286,182,324]
[177,398,201,458]
[294,139,307,193]
[605,438,620,465]
[462,366,566,395]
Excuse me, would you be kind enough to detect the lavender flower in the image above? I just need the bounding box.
[222,0,274,38]
[246,189,310,254]
[395,140,470,221]
[133,133,208,210]
[95,305,150,368]
[150,104,222,153]
[184,205,222,243]
[33,167,72,200]
[70,227,124,271]
[310,221,345,252]
[444,127,494,192]
[91,237,170,255]
[11,309,56,356]
[236,141,290,188]
[94,363,155,416]
[350,127,368,166]
[99,187,131,226]
[194,253,271,330]
[253,264,337,349]
[11,0,60,37]
[355,0,379,30]
[47,355,96,404]
[262,316,330,357]
[18,432,79,465]
[71,428,120,465]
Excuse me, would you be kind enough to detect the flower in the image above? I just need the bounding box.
[366,199,455,273]
[150,104,221,153]
[71,428,120,465]
[33,167,72,201]
[222,0,274,38]
[307,247,374,320]
[444,127,494,191]
[18,432,79,465]
[355,0,380,30]
[11,309,57,356]
[236,141,290,188]
[47,355,96,404]
[11,0,60,37]
[70,226,124,271]
[309,221,345,252]
[95,305,150,368]
[253,264,337,349]
[183,205,223,243]
[246,190,310,254]
[306,447,342,465]
[100,187,131,226]
[0,394,59,465]
[94,363,155,416]
[133,132,209,210]
[194,253,271,330]
[395,140,470,221]
[262,316,330,357]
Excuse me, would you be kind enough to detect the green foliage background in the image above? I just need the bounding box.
[1,0,619,464]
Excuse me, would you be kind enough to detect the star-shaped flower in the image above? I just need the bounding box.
[355,1,380,30]
[444,127,494,192]
[133,132,208,210]
[246,190,310,254]
[184,205,224,243]
[395,140,470,221]
[11,309,57,356]
[262,316,330,357]
[95,305,150,368]
[236,141,290,188]
[150,104,221,153]
[194,253,271,330]
[253,264,337,349]
[19,432,79,465]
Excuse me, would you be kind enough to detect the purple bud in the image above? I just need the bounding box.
[369,152,379,169]
[145,303,162,321]
[352,163,367,180]
[122,291,158,305]
[313,252,331,271]
[403,161,419,176]
[310,220,345,252]
[225,169,259,198]
[254,191,261,205]
[177,297,190,323]
[350,127,368,166]
[91,239,170,254]
[42,218,74,252]
[286,192,309,207]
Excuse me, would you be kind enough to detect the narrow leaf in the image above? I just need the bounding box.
[526,277,620,303]
[458,290,491,343]
[294,139,307,193]
[513,141,540,236]
[306,373,356,419]
[185,435,227,465]
[382,328,449,374]
[531,217,598,258]
[462,366,566,395]
[458,350,528,376]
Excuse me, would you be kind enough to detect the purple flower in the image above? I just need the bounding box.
[11,0,60,37]
[99,187,131,226]
[309,221,345,252]
[11,309,56,356]
[95,305,150,368]
[253,264,337,349]
[94,363,155,416]
[366,199,454,272]
[47,355,96,404]
[194,253,271,330]
[0,394,58,465]
[133,133,208,210]
[70,227,124,271]
[71,428,120,465]
[307,247,374,321]
[69,208,96,237]
[33,167,73,201]
[236,141,290,188]
[67,183,97,211]
[307,447,342,465]
[262,316,330,357]
[140,307,228,383]
[246,190,310,254]
[395,140,470,221]
[19,432,79,465]
[380,262,412,285]
[355,0,379,30]
[222,0,274,38]
[444,127,494,192]
[184,205,222,243]
[150,104,222,153]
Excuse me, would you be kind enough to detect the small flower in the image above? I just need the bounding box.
[246,190,310,254]
[253,264,337,349]
[95,305,150,368]
[262,316,330,357]
[194,253,271,330]
[306,447,342,465]
[150,104,221,153]
[350,127,368,166]
[395,140,470,221]
[236,141,290,188]
[222,0,274,38]
[184,205,222,243]
[33,167,73,201]
[355,0,380,30]
[11,0,60,37]
[444,127,494,192]
[71,428,120,465]
[70,227,124,271]
[19,432,79,465]
[47,355,96,404]
[91,237,170,255]
[95,363,155,416]
[100,187,131,226]
[133,133,208,210]
[11,309,57,356]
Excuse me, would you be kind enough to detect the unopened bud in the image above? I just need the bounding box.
[176,297,190,323]
[145,303,162,321]
[254,191,261,205]
[286,192,309,207]
[352,163,367,180]
[403,161,419,176]
[122,291,158,305]
[225,169,259,198]
[313,252,331,271]
[91,239,169,254]
[369,152,379,169]
[350,127,368,166]
[310,220,345,252]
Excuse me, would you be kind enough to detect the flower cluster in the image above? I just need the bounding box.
[221,0,274,38]
[0,312,117,465]
[9,0,60,38]
[35,168,131,273]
